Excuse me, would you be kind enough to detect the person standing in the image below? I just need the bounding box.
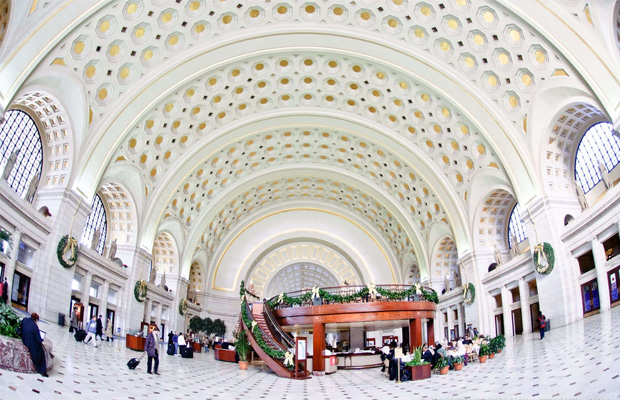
[95,315,103,341]
[20,312,48,377]
[173,331,179,355]
[177,332,186,356]
[168,330,173,345]
[84,315,98,347]
[2,277,8,305]
[69,306,78,333]
[144,324,160,375]
[537,311,547,340]
[105,317,113,342]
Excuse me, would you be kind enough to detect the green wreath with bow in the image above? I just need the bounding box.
[134,279,147,302]
[533,242,555,275]
[57,235,79,268]
[462,282,476,305]
[179,298,188,316]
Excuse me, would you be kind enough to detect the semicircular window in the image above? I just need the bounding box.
[507,203,527,247]
[265,263,340,299]
[575,122,620,193]
[0,109,43,199]
[81,194,108,255]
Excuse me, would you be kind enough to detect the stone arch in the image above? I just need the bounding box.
[152,231,179,276]
[401,252,420,285]
[99,182,138,246]
[264,263,340,299]
[564,214,575,226]
[429,236,458,293]
[471,188,517,269]
[245,239,363,299]
[188,260,205,298]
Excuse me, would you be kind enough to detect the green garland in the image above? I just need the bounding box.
[239,281,289,366]
[134,280,147,302]
[533,242,555,275]
[462,282,475,305]
[56,235,79,269]
[179,299,188,316]
[267,284,438,309]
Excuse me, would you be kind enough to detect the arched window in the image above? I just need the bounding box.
[81,194,108,255]
[507,203,527,247]
[0,109,43,199]
[575,122,620,193]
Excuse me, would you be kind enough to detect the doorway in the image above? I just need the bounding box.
[581,279,600,316]
[494,314,504,336]
[511,308,523,335]
[106,309,115,337]
[530,302,540,331]
[11,271,31,310]
[88,303,99,320]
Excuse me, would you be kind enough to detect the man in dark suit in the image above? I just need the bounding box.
[96,315,103,340]
[20,312,47,377]
[2,277,8,304]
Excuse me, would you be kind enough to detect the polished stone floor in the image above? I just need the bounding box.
[1,306,620,400]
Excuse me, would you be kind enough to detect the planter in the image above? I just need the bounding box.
[489,353,495,359]
[239,361,249,370]
[454,362,463,371]
[497,349,502,353]
[479,355,488,363]
[440,366,449,375]
[406,363,431,381]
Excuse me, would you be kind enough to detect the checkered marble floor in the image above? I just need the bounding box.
[1,306,620,400]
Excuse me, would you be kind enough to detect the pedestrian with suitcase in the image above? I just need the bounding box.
[84,316,98,347]
[144,324,160,375]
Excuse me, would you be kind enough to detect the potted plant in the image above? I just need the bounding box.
[488,339,498,359]
[494,335,505,353]
[478,343,490,363]
[436,355,450,375]
[235,330,251,370]
[453,355,464,371]
[404,346,431,380]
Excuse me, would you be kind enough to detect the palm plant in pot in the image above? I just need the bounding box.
[436,355,450,375]
[404,346,431,380]
[494,335,506,353]
[453,355,464,371]
[478,343,491,363]
[236,330,251,370]
[488,339,498,359]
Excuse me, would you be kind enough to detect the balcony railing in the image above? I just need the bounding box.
[267,284,438,310]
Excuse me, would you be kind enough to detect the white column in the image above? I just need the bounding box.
[434,309,444,343]
[456,304,463,337]
[518,278,532,334]
[81,272,92,312]
[99,281,109,320]
[156,303,163,339]
[446,306,454,341]
[501,286,513,337]
[145,298,153,324]
[3,229,21,289]
[591,239,611,312]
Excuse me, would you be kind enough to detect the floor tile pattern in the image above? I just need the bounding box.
[1,306,619,400]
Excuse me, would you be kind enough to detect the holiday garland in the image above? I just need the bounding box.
[533,242,555,275]
[179,299,188,316]
[462,282,476,305]
[267,283,439,309]
[239,281,290,367]
[134,279,147,302]
[57,235,79,268]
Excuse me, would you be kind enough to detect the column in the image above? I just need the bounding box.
[312,317,325,375]
[591,239,611,311]
[81,272,92,314]
[99,281,109,322]
[456,304,463,338]
[446,307,454,340]
[409,318,422,347]
[426,318,435,346]
[3,229,21,290]
[501,286,512,336]
[156,303,163,337]
[145,298,153,324]
[518,278,532,334]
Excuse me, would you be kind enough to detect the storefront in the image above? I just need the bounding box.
[11,271,31,310]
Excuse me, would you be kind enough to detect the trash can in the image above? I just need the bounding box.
[58,313,65,326]
[545,319,550,332]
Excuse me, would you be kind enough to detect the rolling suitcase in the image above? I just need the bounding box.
[181,346,193,359]
[127,352,146,370]
[167,343,175,355]
[74,329,86,342]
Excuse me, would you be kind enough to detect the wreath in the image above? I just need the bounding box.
[134,280,147,302]
[533,242,555,275]
[179,299,188,316]
[57,235,79,268]
[462,282,476,305]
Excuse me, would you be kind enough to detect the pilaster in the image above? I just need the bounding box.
[519,278,532,333]
[591,239,611,311]
[501,286,512,336]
